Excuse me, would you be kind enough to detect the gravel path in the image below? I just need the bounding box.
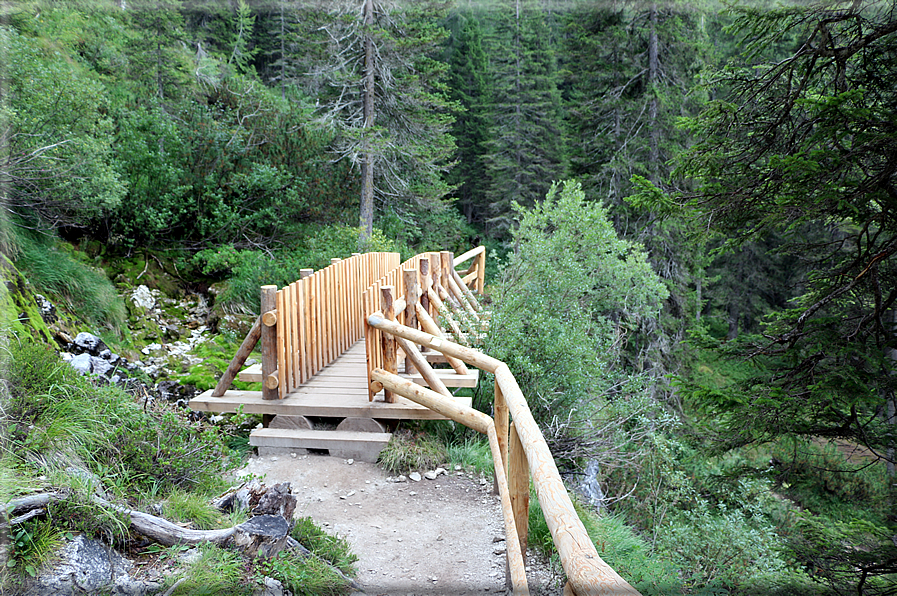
[239,452,563,595]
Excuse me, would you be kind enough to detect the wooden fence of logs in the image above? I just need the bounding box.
[364,245,641,596]
[212,252,401,399]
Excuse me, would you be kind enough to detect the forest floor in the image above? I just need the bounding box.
[239,452,564,596]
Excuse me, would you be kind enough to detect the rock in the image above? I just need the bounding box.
[155,380,199,403]
[90,356,114,378]
[253,576,286,596]
[131,285,156,311]
[24,535,156,596]
[424,470,438,480]
[34,294,57,324]
[435,467,446,477]
[409,472,422,482]
[577,459,606,511]
[72,332,107,355]
[69,353,94,375]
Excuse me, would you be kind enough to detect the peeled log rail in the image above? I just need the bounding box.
[367,314,641,596]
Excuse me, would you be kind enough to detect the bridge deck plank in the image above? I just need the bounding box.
[190,341,471,420]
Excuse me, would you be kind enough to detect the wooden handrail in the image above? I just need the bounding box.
[370,368,529,595]
[366,314,641,596]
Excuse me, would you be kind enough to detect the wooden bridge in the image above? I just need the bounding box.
[189,246,641,596]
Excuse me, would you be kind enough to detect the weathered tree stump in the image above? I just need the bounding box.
[232,514,290,559]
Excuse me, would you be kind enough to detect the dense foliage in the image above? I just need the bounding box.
[2,0,897,594]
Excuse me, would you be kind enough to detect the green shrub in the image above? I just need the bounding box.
[194,224,401,312]
[485,180,669,462]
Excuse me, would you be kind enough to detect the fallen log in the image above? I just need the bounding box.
[3,489,361,590]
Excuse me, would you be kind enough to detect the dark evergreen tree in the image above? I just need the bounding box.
[443,11,492,227]
[479,0,567,235]
[673,0,897,486]
[311,0,458,242]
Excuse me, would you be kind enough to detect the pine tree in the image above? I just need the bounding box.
[311,0,457,242]
[443,11,492,226]
[479,0,567,235]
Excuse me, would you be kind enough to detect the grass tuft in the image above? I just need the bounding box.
[162,490,223,530]
[377,429,446,475]
[291,516,357,576]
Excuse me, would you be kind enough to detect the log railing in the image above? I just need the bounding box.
[362,248,488,401]
[365,314,642,596]
[212,252,401,399]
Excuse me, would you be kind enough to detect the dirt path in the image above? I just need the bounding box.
[239,452,562,595]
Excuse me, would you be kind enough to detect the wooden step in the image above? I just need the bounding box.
[250,428,391,463]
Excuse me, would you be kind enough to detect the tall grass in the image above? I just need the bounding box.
[11,225,126,330]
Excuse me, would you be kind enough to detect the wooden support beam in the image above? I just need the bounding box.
[402,268,419,374]
[380,286,397,403]
[419,258,431,332]
[212,317,261,397]
[476,246,486,294]
[414,304,469,375]
[276,288,287,398]
[395,337,450,397]
[428,287,465,342]
[447,272,479,319]
[299,269,313,383]
[495,379,509,488]
[509,421,529,565]
[452,267,482,311]
[262,310,277,327]
[261,286,278,401]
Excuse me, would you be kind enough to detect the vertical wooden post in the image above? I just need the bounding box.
[381,286,397,403]
[509,421,529,565]
[299,269,313,383]
[276,287,288,398]
[494,378,509,492]
[476,247,486,294]
[261,285,278,401]
[419,258,431,349]
[440,251,453,291]
[403,268,420,374]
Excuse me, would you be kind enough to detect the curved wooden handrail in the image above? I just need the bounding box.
[367,313,641,596]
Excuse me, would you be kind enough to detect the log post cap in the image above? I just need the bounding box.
[265,372,279,390]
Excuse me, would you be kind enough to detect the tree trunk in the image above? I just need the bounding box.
[648,3,660,182]
[359,0,376,241]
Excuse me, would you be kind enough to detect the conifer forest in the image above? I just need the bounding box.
[1,0,896,594]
